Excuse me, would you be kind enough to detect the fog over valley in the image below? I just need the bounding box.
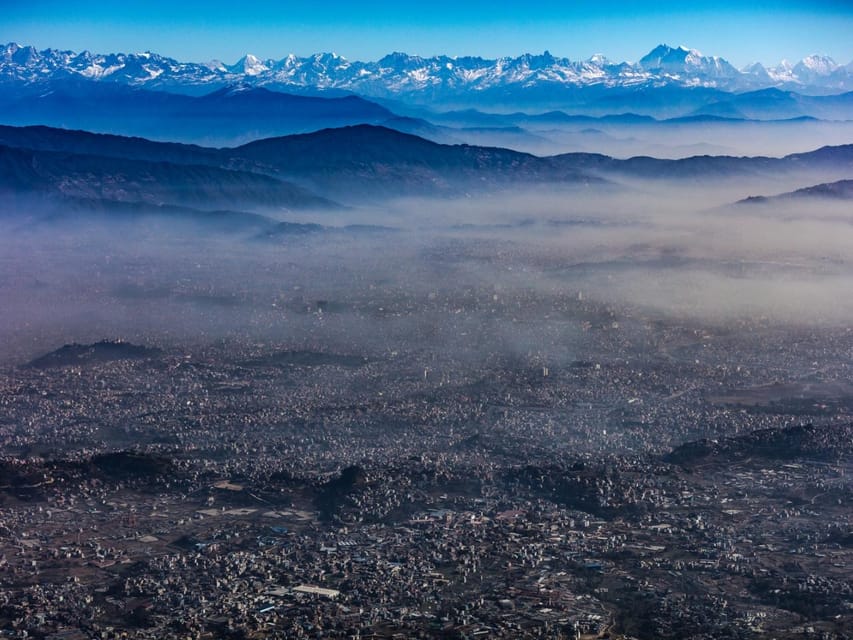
[3,157,853,385]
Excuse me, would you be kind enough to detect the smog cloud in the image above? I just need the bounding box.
[2,154,852,369]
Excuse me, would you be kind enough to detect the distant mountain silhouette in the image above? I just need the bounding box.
[688,88,853,120]
[550,144,853,180]
[0,142,334,212]
[0,124,222,165]
[784,179,853,199]
[25,340,162,369]
[229,124,596,198]
[1,124,851,208]
[736,179,853,205]
[0,80,395,144]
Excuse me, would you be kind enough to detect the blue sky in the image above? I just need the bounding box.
[3,1,852,66]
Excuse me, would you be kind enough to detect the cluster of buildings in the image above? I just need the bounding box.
[0,290,850,638]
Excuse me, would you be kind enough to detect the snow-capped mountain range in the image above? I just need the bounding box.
[2,42,851,101]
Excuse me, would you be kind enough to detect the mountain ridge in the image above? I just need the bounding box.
[0,79,396,144]
[736,178,853,205]
[3,42,851,103]
[2,124,852,207]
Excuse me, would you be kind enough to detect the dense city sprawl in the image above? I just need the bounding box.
[0,280,851,640]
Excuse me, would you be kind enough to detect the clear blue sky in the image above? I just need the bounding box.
[3,1,852,67]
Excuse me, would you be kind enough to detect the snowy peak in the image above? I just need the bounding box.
[796,54,839,74]
[587,53,610,66]
[639,44,695,68]
[1,42,851,97]
[638,44,738,79]
[205,59,228,73]
[741,61,768,74]
[7,43,40,66]
[740,62,772,84]
[229,54,270,76]
[639,44,709,71]
[765,54,849,88]
[378,51,419,68]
